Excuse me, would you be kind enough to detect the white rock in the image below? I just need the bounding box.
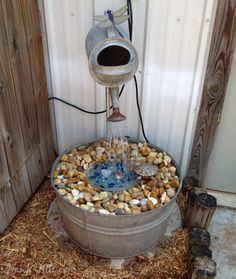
[153,157,163,164]
[138,142,143,148]
[161,192,167,204]
[131,149,139,157]
[86,202,94,208]
[148,197,158,206]
[164,155,171,163]
[78,192,85,199]
[71,189,79,199]
[83,163,88,170]
[100,191,108,199]
[98,209,110,215]
[166,188,176,198]
[169,166,176,175]
[130,199,140,205]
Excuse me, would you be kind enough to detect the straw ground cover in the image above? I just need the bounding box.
[0,179,188,279]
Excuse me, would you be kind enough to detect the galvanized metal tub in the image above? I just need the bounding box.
[51,139,182,258]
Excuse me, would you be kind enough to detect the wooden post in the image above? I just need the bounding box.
[185,192,216,229]
[187,0,236,185]
[182,177,199,196]
[184,188,207,227]
[188,228,212,271]
[190,228,211,247]
[190,256,216,279]
[187,194,217,229]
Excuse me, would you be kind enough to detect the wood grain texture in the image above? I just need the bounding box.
[11,165,32,212]
[26,147,45,193]
[0,130,9,187]
[0,2,26,178]
[0,197,8,233]
[187,0,236,185]
[0,0,54,233]
[0,183,17,224]
[21,0,55,172]
[1,0,39,157]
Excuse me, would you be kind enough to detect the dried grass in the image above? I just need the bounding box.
[0,179,189,279]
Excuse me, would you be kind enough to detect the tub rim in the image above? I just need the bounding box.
[50,137,182,218]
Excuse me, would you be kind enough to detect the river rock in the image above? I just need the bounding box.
[130,199,140,205]
[102,202,110,209]
[102,192,112,203]
[93,193,103,201]
[140,198,148,206]
[86,202,94,208]
[148,197,158,206]
[131,149,139,157]
[132,207,141,215]
[141,205,148,212]
[81,204,90,211]
[168,166,176,175]
[166,188,176,198]
[94,200,102,208]
[124,194,131,203]
[143,189,150,197]
[82,154,92,163]
[112,193,118,200]
[146,152,157,164]
[78,192,85,199]
[147,199,155,210]
[115,208,124,215]
[98,209,110,215]
[170,177,180,188]
[131,143,138,150]
[96,147,105,157]
[161,192,167,204]
[118,193,125,202]
[117,202,125,209]
[84,193,93,202]
[108,204,117,212]
[153,157,163,165]
[122,207,130,215]
[58,189,67,196]
[150,189,159,198]
[71,189,80,200]
[60,154,68,162]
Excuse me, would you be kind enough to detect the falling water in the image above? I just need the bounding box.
[86,120,138,192]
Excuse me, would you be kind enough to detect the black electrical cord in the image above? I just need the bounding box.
[48,84,125,114]
[127,0,149,143]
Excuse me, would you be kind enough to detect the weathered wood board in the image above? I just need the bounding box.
[0,3,26,177]
[1,0,39,157]
[0,0,54,233]
[188,0,236,185]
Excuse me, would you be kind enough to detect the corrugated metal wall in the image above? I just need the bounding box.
[41,0,217,174]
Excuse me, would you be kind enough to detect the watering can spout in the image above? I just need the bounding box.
[107,87,126,122]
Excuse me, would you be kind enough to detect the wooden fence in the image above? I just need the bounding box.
[0,0,54,233]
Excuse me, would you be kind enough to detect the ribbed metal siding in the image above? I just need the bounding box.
[41,0,217,174]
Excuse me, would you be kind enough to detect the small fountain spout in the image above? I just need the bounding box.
[107,87,126,122]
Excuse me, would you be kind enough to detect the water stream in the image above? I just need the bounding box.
[87,121,138,192]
